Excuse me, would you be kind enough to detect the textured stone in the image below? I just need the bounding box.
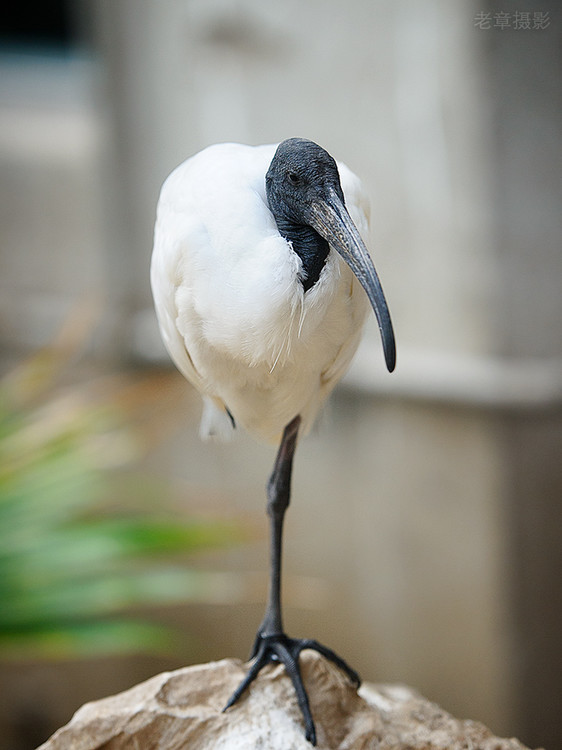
[38,653,535,749]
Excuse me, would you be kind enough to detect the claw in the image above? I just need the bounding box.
[223,650,268,711]
[297,638,361,688]
[223,632,359,746]
[273,640,316,745]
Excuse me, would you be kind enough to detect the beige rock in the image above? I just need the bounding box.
[38,653,535,750]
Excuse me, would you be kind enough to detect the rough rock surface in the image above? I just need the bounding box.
[38,653,534,750]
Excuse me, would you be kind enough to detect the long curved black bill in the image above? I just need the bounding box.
[307,190,396,372]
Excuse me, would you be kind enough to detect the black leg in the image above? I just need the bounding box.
[223,415,360,746]
[261,413,301,638]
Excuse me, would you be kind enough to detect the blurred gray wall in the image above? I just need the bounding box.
[1,1,561,748]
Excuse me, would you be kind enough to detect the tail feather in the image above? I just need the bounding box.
[200,396,236,442]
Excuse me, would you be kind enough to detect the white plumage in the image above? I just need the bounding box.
[151,142,373,444]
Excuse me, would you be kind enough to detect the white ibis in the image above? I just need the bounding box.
[151,138,395,744]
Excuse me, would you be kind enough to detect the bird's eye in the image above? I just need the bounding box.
[288,172,300,185]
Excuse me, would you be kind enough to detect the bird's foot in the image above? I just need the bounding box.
[223,632,360,746]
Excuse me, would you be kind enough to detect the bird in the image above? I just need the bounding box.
[151,137,395,745]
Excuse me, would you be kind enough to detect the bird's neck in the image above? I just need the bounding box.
[274,217,330,292]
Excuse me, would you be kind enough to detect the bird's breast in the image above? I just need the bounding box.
[183,235,344,371]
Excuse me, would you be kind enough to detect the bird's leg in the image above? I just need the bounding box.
[223,415,360,746]
[260,413,300,638]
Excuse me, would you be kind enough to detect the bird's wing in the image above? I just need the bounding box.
[151,207,206,393]
[151,208,238,441]
[150,143,280,440]
[338,159,371,238]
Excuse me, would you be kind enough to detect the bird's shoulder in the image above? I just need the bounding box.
[337,161,371,236]
[155,143,286,267]
[158,142,276,217]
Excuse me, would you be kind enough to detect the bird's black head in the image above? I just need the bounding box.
[265,137,396,373]
[265,138,346,225]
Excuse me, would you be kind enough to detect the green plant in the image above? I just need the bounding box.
[0,336,242,660]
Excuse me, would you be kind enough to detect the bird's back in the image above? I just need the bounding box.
[151,142,371,444]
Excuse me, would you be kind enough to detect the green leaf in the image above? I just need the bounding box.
[0,349,247,661]
[0,620,178,660]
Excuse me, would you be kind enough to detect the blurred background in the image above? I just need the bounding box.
[1,1,561,748]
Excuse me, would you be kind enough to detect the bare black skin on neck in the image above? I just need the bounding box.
[265,138,345,292]
[271,218,330,292]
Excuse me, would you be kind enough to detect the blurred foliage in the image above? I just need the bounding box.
[0,321,243,661]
